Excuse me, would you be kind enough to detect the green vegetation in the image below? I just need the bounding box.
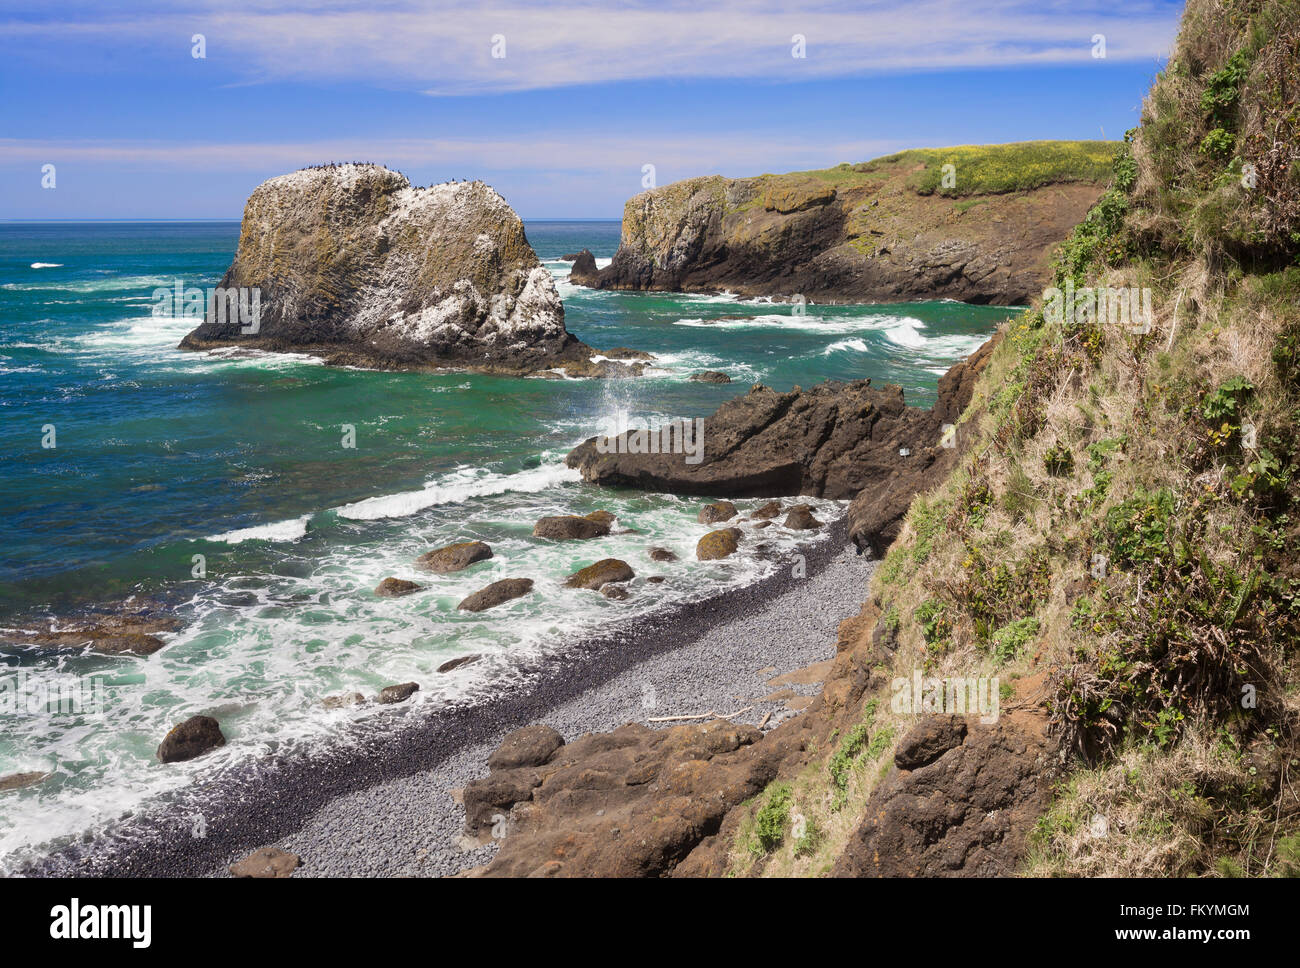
[878,140,1116,197]
[750,782,794,854]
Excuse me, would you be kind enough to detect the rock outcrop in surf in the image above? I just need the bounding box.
[565,332,999,553]
[180,163,633,375]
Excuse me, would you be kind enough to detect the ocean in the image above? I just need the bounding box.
[0,219,1012,868]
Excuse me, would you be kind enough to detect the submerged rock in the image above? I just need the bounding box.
[416,540,493,574]
[375,577,423,598]
[697,528,742,560]
[158,715,226,764]
[458,578,534,612]
[377,682,420,705]
[601,584,631,600]
[0,772,50,793]
[648,547,678,562]
[689,370,732,384]
[697,501,738,524]
[532,513,612,540]
[564,559,635,590]
[179,164,639,376]
[322,692,366,710]
[438,654,482,673]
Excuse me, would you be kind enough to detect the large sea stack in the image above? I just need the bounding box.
[180,163,624,375]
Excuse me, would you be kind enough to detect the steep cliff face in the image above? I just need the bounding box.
[574,142,1113,305]
[181,164,603,374]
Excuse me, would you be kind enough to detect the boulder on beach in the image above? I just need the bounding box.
[438,654,482,673]
[458,578,534,612]
[0,772,50,793]
[689,370,732,384]
[229,847,301,879]
[648,547,678,562]
[416,540,493,574]
[784,504,823,530]
[375,577,423,598]
[158,715,227,764]
[323,692,366,709]
[751,500,782,520]
[564,558,635,590]
[488,724,565,771]
[532,513,612,540]
[697,528,742,560]
[377,682,420,705]
[698,500,738,524]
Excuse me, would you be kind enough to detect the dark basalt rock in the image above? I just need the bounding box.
[377,682,420,705]
[158,715,226,763]
[416,540,493,574]
[565,559,635,590]
[457,579,534,612]
[783,504,823,530]
[568,248,600,285]
[832,717,1050,877]
[532,513,612,540]
[438,654,483,673]
[568,331,1000,556]
[689,370,732,384]
[375,577,423,598]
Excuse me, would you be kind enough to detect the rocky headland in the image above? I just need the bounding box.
[570,141,1112,305]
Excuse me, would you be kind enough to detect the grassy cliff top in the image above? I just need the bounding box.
[771,139,1117,198]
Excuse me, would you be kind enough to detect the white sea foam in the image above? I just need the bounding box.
[30,263,63,269]
[336,462,581,520]
[207,514,312,544]
[883,317,927,347]
[822,337,870,354]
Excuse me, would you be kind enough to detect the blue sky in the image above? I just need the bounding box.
[0,0,1184,219]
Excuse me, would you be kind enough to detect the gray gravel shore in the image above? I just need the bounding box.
[24,519,872,878]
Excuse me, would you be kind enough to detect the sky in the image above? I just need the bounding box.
[0,0,1185,219]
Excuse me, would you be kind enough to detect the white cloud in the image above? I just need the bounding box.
[0,0,1180,93]
[0,133,907,178]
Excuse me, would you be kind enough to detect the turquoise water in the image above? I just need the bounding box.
[0,219,1012,864]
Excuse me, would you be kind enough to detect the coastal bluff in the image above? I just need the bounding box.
[571,141,1112,305]
[181,163,629,376]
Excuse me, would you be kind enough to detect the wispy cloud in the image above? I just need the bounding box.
[1,0,1180,94]
[0,134,907,178]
